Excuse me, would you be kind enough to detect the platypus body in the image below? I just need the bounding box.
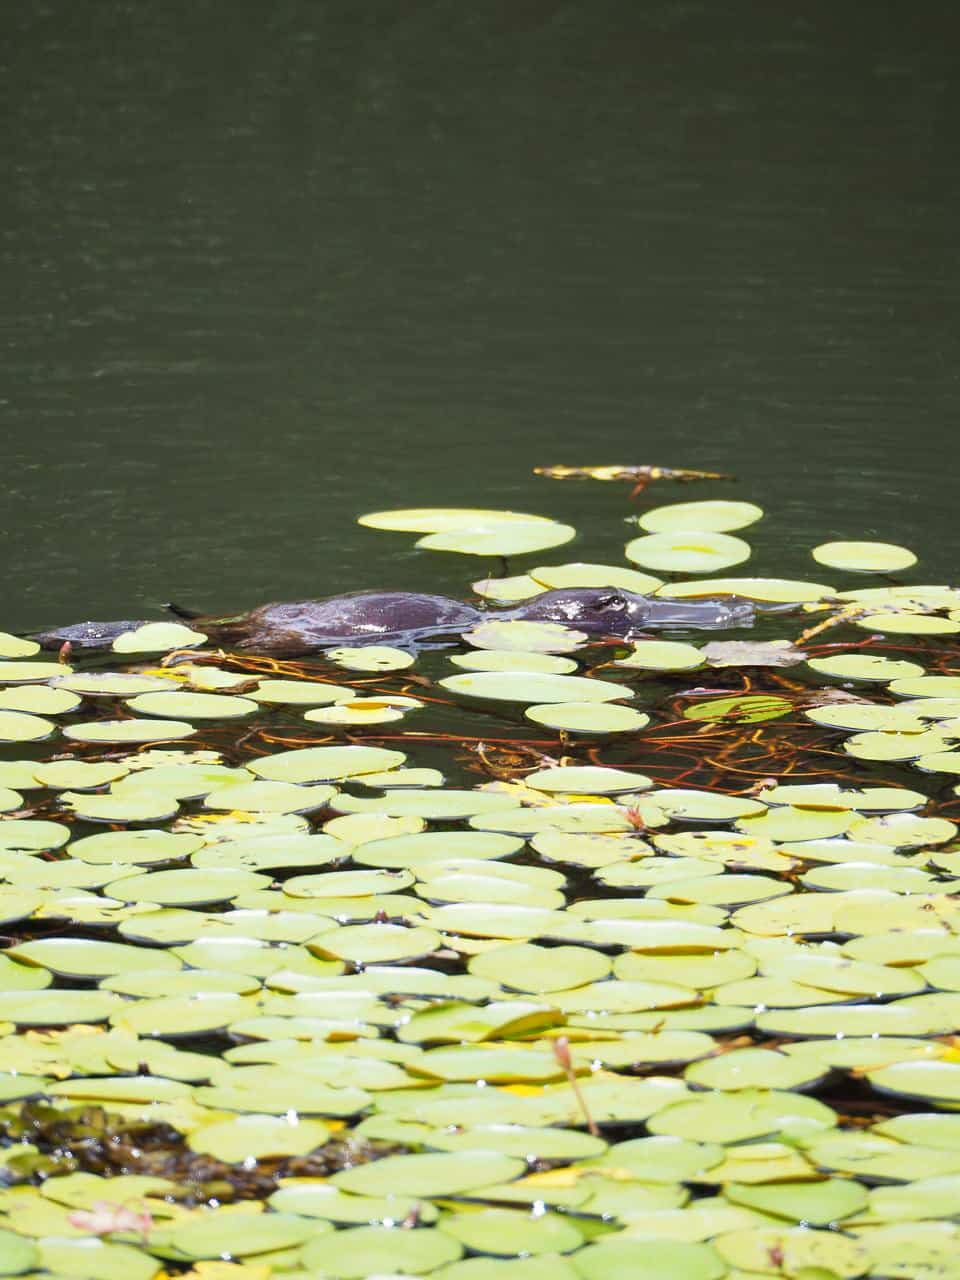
[33,588,756,656]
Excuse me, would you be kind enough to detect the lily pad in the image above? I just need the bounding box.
[531,562,663,592]
[811,540,917,572]
[112,621,207,652]
[301,1224,462,1276]
[450,649,578,674]
[64,718,197,743]
[326,645,415,671]
[249,745,406,783]
[126,691,257,718]
[463,620,587,653]
[635,499,764,533]
[0,711,55,742]
[525,702,651,733]
[616,640,704,670]
[417,521,576,557]
[626,530,751,574]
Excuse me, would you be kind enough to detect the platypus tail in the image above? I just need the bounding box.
[164,601,205,621]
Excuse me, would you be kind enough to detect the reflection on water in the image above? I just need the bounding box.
[4,1,958,628]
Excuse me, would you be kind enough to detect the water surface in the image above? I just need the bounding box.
[4,1,958,628]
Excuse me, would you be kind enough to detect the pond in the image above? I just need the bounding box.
[3,1,960,1277]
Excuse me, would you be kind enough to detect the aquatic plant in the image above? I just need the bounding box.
[0,477,958,1276]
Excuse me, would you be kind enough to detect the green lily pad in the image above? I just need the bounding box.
[310,922,441,964]
[149,1209,322,1259]
[659,577,833,603]
[53,671,176,695]
[626,530,751,573]
[359,506,559,532]
[468,942,612,993]
[250,744,406,783]
[0,661,72,683]
[805,1131,960,1181]
[463,619,587,653]
[648,1089,836,1143]
[37,1237,160,1280]
[333,1150,526,1197]
[867,1060,960,1104]
[9,938,181,979]
[857,611,959,634]
[203,780,335,813]
[428,1123,607,1161]
[449,649,579,674]
[0,819,70,851]
[525,702,651,733]
[34,760,129,790]
[326,645,415,671]
[805,701,928,732]
[126,690,257,718]
[0,634,40,658]
[303,700,409,725]
[685,1047,825,1092]
[636,499,764,533]
[530,561,664,592]
[472,573,547,601]
[807,653,926,682]
[573,1238,726,1280]
[418,521,576,557]
[617,639,705,670]
[250,678,356,704]
[0,989,124,1025]
[0,711,55,742]
[657,790,766,822]
[872,1113,960,1150]
[105,867,270,905]
[0,1228,38,1274]
[439,1208,583,1257]
[890,675,960,698]
[713,1225,868,1276]
[812,540,917,572]
[0,684,81,714]
[64,718,197,743]
[302,1224,462,1275]
[188,1113,330,1162]
[353,830,525,869]
[68,829,204,864]
[60,789,181,824]
[442,670,631,704]
[524,765,650,794]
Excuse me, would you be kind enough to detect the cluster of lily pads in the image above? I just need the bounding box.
[0,492,959,1278]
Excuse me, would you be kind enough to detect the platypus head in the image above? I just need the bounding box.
[512,588,755,634]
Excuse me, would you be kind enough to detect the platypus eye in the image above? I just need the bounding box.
[596,592,626,610]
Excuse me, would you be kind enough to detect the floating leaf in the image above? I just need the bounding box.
[64,719,197,743]
[684,694,793,723]
[658,577,834,602]
[417,521,576,557]
[811,540,917,572]
[635,499,764,533]
[531,562,663,592]
[525,702,651,733]
[807,653,926,682]
[125,691,257,719]
[449,649,578,674]
[626,530,751,573]
[616,640,704,671]
[325,645,415,671]
[463,619,587,653]
[0,710,55,742]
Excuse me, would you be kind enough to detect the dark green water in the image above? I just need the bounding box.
[5,1,959,631]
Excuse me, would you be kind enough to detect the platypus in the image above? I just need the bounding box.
[32,588,756,656]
